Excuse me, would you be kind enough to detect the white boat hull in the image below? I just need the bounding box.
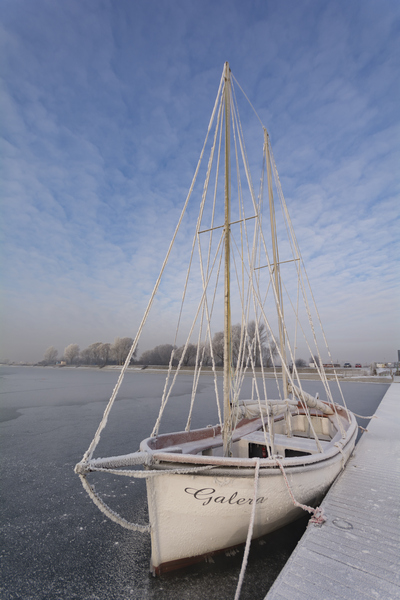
[145,435,355,574]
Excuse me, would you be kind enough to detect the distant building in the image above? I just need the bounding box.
[375,362,399,375]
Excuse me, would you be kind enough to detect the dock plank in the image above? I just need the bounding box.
[284,548,400,599]
[265,381,400,600]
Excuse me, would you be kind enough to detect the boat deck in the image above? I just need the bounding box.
[264,379,400,600]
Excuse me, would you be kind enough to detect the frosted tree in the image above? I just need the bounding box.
[97,343,111,367]
[174,343,197,366]
[140,344,175,366]
[111,337,135,365]
[212,331,224,365]
[80,342,103,365]
[43,346,58,365]
[212,321,277,367]
[81,342,111,367]
[64,344,80,364]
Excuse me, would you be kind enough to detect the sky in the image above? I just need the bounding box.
[1,0,399,365]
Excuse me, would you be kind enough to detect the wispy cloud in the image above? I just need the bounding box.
[1,0,399,364]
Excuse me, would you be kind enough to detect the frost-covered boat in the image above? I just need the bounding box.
[75,62,357,576]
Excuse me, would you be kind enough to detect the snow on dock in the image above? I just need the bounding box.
[265,379,400,600]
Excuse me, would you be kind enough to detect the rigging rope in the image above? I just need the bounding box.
[74,67,358,597]
[270,145,351,422]
[151,232,225,438]
[80,71,225,463]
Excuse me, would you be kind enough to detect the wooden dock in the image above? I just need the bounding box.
[265,380,400,600]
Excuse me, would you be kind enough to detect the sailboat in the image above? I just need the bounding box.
[75,63,357,576]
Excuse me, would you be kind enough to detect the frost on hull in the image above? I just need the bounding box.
[141,407,357,573]
[146,459,337,573]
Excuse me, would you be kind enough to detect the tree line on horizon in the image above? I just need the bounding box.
[40,337,136,367]
[39,322,316,369]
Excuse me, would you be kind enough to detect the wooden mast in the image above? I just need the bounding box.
[264,128,288,399]
[223,62,232,456]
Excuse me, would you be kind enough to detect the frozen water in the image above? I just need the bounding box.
[0,366,388,599]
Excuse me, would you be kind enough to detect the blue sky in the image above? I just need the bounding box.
[1,0,399,364]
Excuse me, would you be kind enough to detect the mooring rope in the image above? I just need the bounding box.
[75,459,218,534]
[275,458,326,526]
[349,411,377,419]
[334,442,347,470]
[78,474,151,533]
[234,458,260,600]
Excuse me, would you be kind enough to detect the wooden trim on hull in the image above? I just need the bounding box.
[140,406,357,471]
